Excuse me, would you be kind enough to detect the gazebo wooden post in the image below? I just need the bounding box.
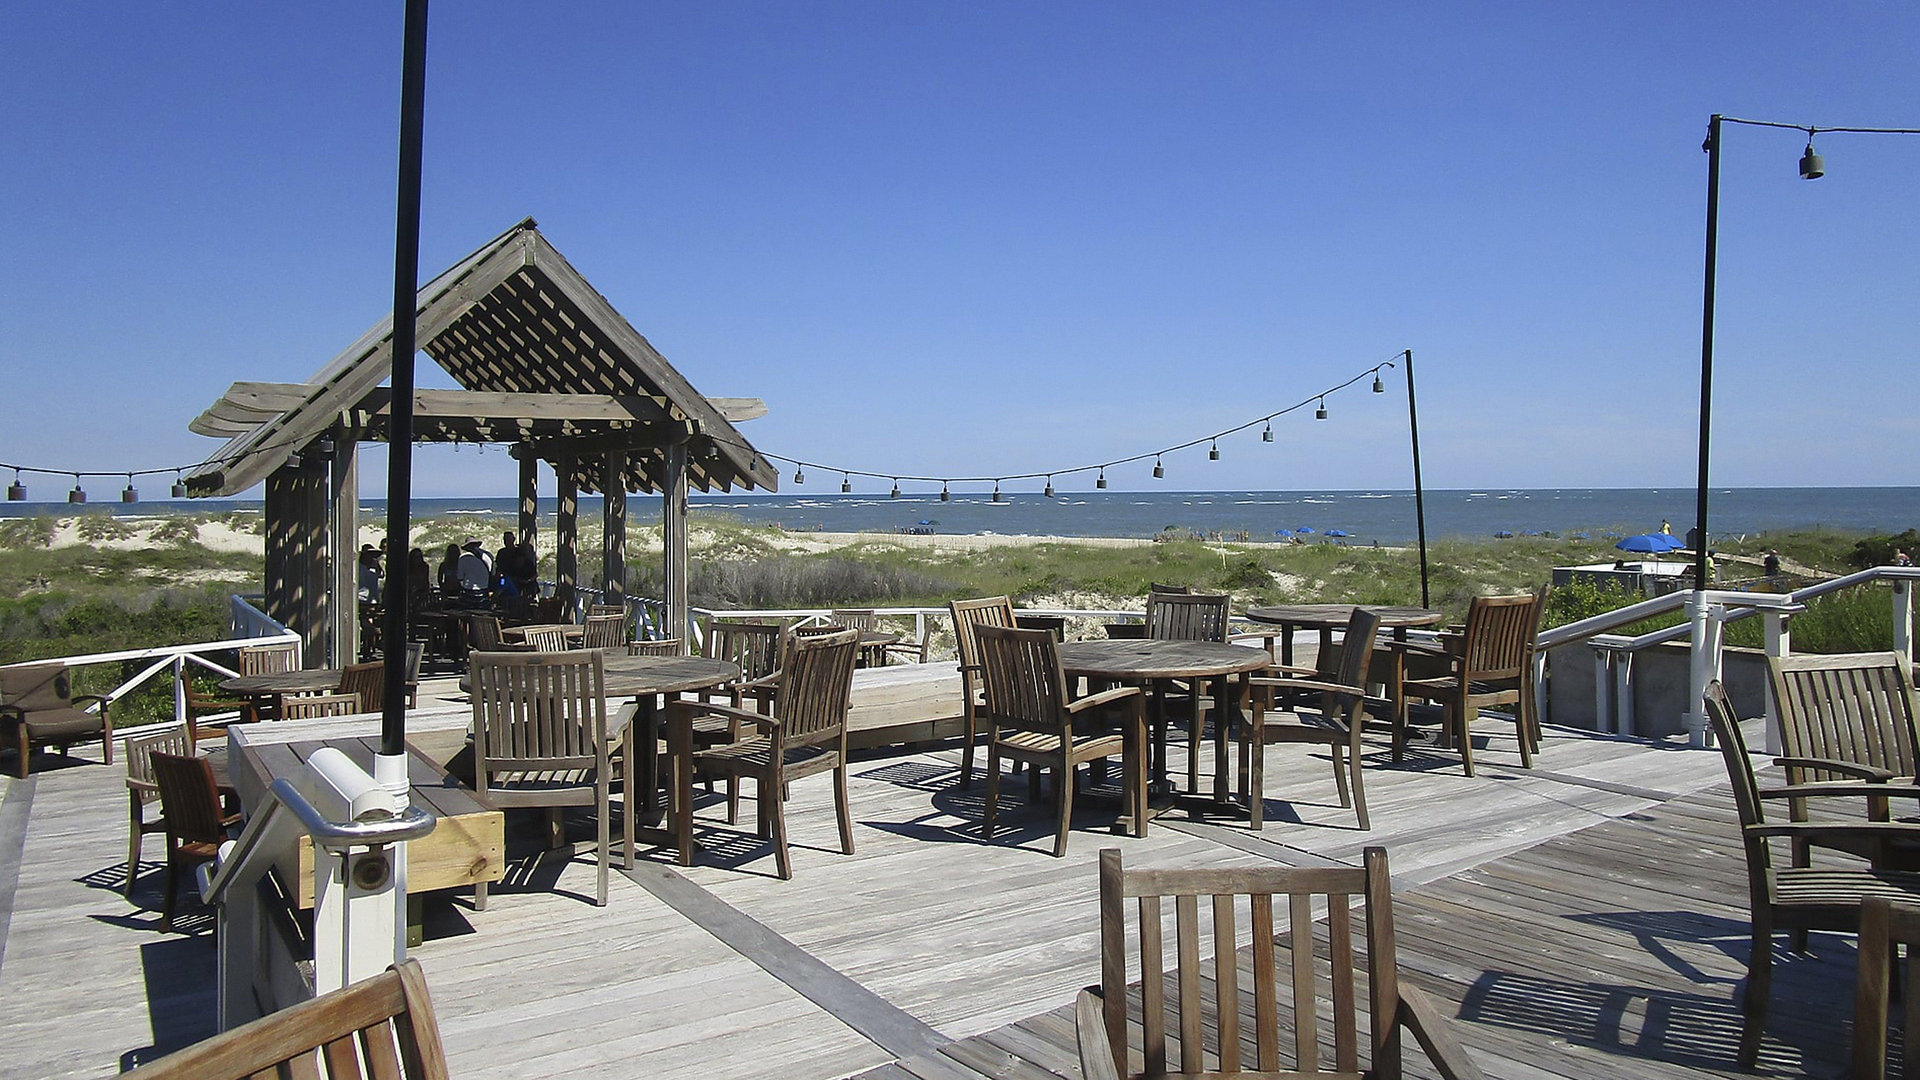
[263,456,329,664]
[554,454,578,618]
[603,451,627,608]
[662,439,690,651]
[327,423,361,668]
[515,447,538,549]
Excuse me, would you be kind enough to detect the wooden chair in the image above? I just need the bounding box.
[470,648,619,905]
[0,661,113,778]
[1076,846,1484,1080]
[339,661,386,714]
[1396,593,1541,776]
[183,680,253,739]
[123,724,195,896]
[949,596,1018,788]
[519,626,572,652]
[627,637,683,657]
[1241,608,1381,830]
[705,621,787,709]
[1769,650,1920,797]
[672,629,861,880]
[583,612,627,651]
[119,959,449,1080]
[282,693,365,720]
[1855,896,1920,1080]
[1704,681,1920,1067]
[830,608,924,665]
[977,623,1147,857]
[150,751,241,932]
[1145,591,1231,792]
[466,613,506,652]
[238,641,299,676]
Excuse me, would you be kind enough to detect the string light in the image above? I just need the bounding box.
[121,475,138,503]
[991,483,1003,503]
[7,469,24,502]
[1043,476,1054,497]
[68,475,86,504]
[841,473,852,493]
[1152,456,1164,479]
[0,460,210,500]
[728,355,1397,496]
[890,479,900,498]
[171,472,187,499]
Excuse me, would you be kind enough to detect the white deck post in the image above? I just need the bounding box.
[1763,610,1791,754]
[303,750,409,996]
[1684,591,1724,748]
[1615,651,1635,737]
[1894,579,1913,663]
[1592,648,1613,735]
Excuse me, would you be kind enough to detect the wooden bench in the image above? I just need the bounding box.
[845,662,966,750]
[228,728,505,910]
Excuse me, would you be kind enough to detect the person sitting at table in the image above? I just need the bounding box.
[436,542,462,595]
[455,539,493,598]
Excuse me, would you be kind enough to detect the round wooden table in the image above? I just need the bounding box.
[1057,640,1271,804]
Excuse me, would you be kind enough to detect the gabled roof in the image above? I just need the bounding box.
[184,218,777,497]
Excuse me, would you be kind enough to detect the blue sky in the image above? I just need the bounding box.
[3,3,1916,498]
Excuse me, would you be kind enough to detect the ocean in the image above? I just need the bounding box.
[7,488,1920,546]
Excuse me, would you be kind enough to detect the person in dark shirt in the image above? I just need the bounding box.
[1763,550,1781,577]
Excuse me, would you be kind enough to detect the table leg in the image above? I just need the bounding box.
[638,695,662,824]
[671,707,693,867]
[1209,672,1241,804]
[1390,628,1409,761]
[621,721,636,868]
[1149,679,1172,796]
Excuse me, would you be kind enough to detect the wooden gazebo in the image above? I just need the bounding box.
[184,219,776,665]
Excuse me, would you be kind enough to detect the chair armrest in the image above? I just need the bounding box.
[1757,782,1920,801]
[1249,677,1357,698]
[1745,821,1920,842]
[1258,663,1322,678]
[1396,983,1487,1080]
[1068,685,1143,713]
[1773,756,1898,782]
[670,699,779,733]
[1074,988,1123,1080]
[72,693,112,714]
[127,777,158,794]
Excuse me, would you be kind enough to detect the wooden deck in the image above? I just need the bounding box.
[0,688,1878,1080]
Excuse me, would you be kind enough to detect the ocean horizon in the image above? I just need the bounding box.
[6,487,1918,547]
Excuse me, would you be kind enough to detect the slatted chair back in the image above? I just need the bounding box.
[582,613,627,651]
[150,752,228,848]
[469,650,609,783]
[706,621,785,682]
[1769,651,1920,787]
[949,596,1018,692]
[1457,593,1539,684]
[239,641,300,676]
[282,693,364,720]
[1145,592,1230,644]
[1856,896,1920,1080]
[771,629,860,750]
[120,959,449,1080]
[588,603,625,619]
[628,637,684,657]
[467,614,505,652]
[976,623,1072,738]
[1093,845,1396,1080]
[1330,607,1381,698]
[1148,582,1195,595]
[519,626,572,652]
[338,661,386,713]
[829,608,879,632]
[125,724,195,807]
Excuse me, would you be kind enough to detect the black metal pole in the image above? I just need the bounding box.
[1694,115,1721,593]
[1403,349,1430,608]
[380,0,429,759]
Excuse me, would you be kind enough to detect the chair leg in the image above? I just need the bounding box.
[126,795,143,897]
[768,773,792,880]
[833,765,855,855]
[1740,920,1775,1068]
[595,785,610,907]
[1330,740,1352,809]
[1053,759,1075,858]
[984,743,1002,841]
[959,712,976,789]
[1349,733,1370,831]
[474,881,488,911]
[1515,710,1534,769]
[727,772,741,825]
[1455,702,1476,778]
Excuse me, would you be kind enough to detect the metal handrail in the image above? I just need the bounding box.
[202,777,436,905]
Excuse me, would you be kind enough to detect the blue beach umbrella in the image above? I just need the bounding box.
[1273,529,1293,538]
[1296,527,1315,535]
[1326,529,1350,538]
[1616,533,1682,554]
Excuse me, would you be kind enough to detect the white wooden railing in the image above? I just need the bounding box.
[0,593,300,733]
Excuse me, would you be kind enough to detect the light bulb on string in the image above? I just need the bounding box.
[1096,468,1107,490]
[991,483,1003,503]
[1208,440,1220,461]
[939,483,950,502]
[890,479,900,498]
[841,473,852,493]
[1152,456,1164,479]
[1800,129,1825,180]
[1043,476,1054,498]
[7,469,25,501]
[68,475,86,504]
[1372,373,1385,393]
[1262,422,1273,442]
[171,472,188,499]
[1315,397,1328,420]
[122,474,138,503]
[793,465,806,485]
